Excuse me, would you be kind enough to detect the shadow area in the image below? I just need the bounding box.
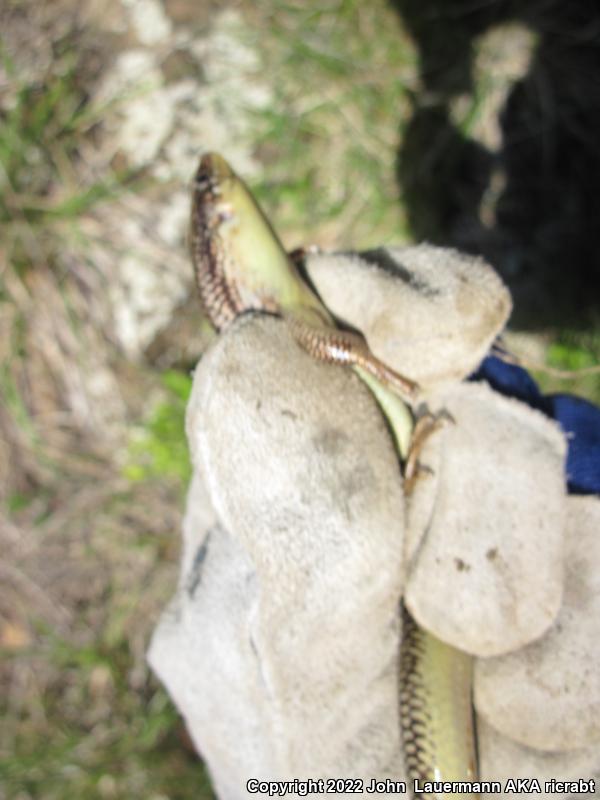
[390,0,600,327]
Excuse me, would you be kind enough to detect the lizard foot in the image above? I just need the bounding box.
[404,409,454,495]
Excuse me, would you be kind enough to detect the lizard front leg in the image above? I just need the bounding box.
[287,316,419,405]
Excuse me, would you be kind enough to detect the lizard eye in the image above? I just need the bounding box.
[193,174,213,194]
[193,160,218,195]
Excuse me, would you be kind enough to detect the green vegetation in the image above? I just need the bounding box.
[125,370,193,489]
[248,0,417,247]
[535,329,600,404]
[0,33,206,800]
[1,636,211,800]
[0,44,128,274]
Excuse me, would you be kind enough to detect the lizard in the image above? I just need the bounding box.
[188,151,478,799]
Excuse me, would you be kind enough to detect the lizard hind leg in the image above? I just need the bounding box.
[286,315,419,404]
[404,409,454,495]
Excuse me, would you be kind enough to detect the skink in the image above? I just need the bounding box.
[189,152,478,798]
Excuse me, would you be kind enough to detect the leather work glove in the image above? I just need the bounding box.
[148,244,600,799]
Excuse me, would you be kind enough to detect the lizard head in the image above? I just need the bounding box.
[190,152,332,330]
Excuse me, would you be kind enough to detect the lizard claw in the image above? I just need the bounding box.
[404,408,454,494]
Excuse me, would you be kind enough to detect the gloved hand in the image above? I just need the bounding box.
[148,244,600,799]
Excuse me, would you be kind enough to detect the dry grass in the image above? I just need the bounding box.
[0,5,212,796]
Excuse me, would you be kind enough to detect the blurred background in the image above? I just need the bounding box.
[1,0,599,797]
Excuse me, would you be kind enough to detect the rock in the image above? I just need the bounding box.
[404,381,567,656]
[305,245,512,392]
[475,496,600,751]
[151,313,408,790]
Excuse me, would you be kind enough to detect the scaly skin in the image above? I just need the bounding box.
[189,153,418,415]
[400,609,478,799]
[189,152,479,798]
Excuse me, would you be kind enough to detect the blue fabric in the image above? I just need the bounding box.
[472,356,600,495]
